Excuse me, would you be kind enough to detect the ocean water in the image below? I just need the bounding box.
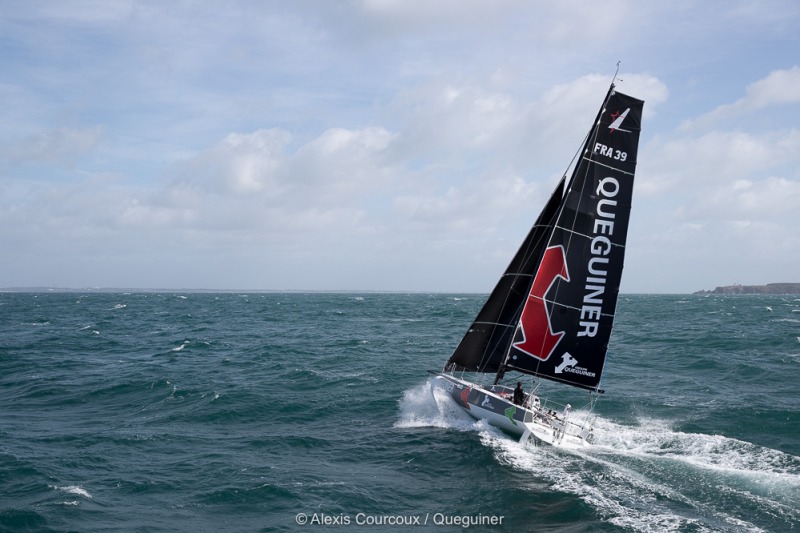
[0,292,798,532]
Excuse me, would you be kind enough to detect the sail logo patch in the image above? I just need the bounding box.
[558,355,596,378]
[513,245,570,362]
[608,108,631,132]
[554,353,577,373]
[554,353,596,377]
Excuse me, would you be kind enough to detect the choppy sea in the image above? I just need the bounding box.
[1,292,798,532]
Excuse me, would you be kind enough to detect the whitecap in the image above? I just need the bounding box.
[50,485,92,499]
[171,341,190,352]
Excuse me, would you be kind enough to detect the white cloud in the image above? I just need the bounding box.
[638,129,800,197]
[683,66,800,128]
[710,176,800,218]
[1,126,103,166]
[291,126,398,197]
[182,129,292,196]
[2,2,800,291]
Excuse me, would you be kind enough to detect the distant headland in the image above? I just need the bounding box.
[694,283,800,295]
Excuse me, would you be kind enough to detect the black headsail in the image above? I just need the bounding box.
[504,87,644,391]
[444,176,565,373]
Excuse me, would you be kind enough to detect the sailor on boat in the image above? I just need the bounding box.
[513,382,525,405]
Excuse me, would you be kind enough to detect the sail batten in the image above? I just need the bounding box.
[585,159,636,175]
[554,224,629,243]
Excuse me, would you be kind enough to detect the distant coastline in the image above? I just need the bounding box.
[694,283,800,295]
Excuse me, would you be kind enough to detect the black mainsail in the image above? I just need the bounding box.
[445,85,644,394]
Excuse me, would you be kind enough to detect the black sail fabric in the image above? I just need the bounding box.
[444,177,565,373]
[506,89,644,391]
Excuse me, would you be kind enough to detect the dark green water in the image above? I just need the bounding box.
[1,292,798,532]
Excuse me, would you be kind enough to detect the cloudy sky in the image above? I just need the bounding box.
[2,1,799,293]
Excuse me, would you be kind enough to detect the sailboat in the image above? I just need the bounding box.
[431,82,644,448]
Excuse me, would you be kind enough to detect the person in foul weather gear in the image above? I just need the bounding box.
[513,382,525,405]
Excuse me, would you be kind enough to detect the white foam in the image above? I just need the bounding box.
[482,420,782,533]
[594,417,800,484]
[479,430,687,531]
[50,484,92,499]
[394,379,477,431]
[398,389,798,532]
[202,390,220,401]
[171,341,189,352]
[586,418,798,530]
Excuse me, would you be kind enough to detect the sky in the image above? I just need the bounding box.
[1,1,799,293]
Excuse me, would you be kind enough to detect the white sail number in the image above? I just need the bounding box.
[594,143,627,162]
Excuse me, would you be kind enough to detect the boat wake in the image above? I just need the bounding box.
[397,380,800,532]
[592,417,800,481]
[506,417,800,532]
